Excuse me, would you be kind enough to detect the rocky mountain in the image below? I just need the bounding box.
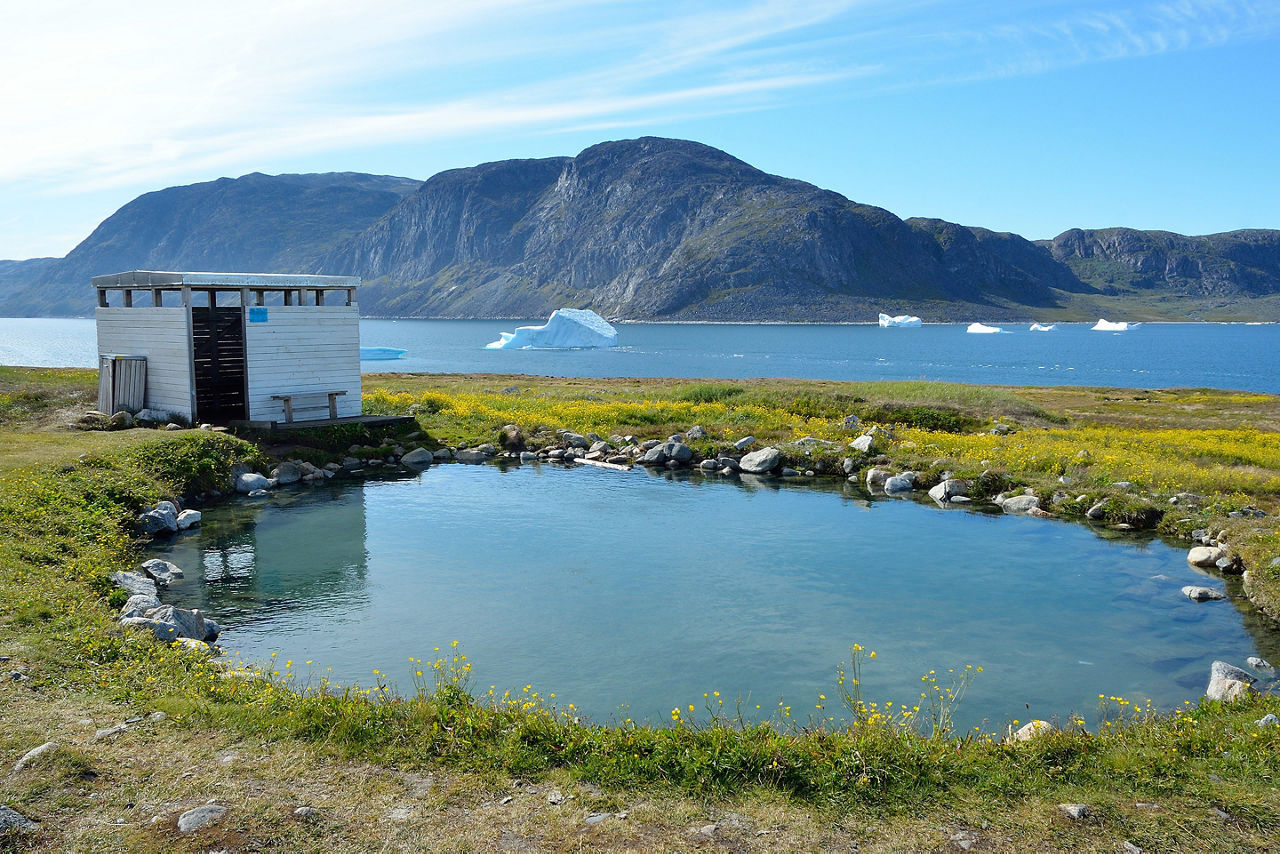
[3,138,1278,320]
[0,172,421,316]
[324,138,1080,320]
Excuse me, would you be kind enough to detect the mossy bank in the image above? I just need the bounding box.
[2,366,1279,852]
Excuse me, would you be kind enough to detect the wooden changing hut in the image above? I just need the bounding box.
[94,271,362,424]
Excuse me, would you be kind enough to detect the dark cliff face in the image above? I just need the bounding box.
[329,137,1076,320]
[1043,228,1280,297]
[0,173,421,316]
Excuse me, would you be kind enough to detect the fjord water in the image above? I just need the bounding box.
[5,317,1280,391]
[153,463,1276,730]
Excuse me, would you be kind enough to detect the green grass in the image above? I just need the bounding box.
[3,367,1280,850]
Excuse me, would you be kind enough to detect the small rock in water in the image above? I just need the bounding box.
[1247,656,1273,670]
[1181,585,1226,602]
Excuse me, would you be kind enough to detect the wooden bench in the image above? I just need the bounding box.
[270,390,346,423]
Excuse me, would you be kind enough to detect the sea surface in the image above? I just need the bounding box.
[153,463,1279,731]
[3,317,1279,391]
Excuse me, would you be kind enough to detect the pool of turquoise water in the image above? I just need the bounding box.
[152,462,1277,730]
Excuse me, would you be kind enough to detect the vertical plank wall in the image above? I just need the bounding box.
[95,307,195,420]
[243,306,361,421]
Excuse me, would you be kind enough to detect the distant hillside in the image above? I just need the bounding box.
[2,139,1278,320]
[0,172,421,316]
[1043,228,1280,297]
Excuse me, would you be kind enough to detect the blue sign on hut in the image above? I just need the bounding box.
[94,271,362,425]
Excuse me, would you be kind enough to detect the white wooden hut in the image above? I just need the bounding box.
[94,271,362,425]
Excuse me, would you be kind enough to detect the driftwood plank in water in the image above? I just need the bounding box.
[572,457,632,471]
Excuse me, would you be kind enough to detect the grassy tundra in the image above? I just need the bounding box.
[1,366,1278,852]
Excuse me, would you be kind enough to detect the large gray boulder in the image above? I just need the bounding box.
[739,447,782,474]
[111,571,158,598]
[639,445,667,465]
[1187,546,1226,567]
[235,472,270,493]
[864,467,891,490]
[126,605,220,644]
[661,441,693,464]
[884,473,916,493]
[1211,660,1256,683]
[140,558,183,586]
[400,447,434,466]
[562,432,590,449]
[1001,495,1042,515]
[455,447,494,464]
[1206,660,1256,702]
[137,503,179,534]
[273,461,303,484]
[849,434,878,454]
[120,593,162,619]
[928,479,969,503]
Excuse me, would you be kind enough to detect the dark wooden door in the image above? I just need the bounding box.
[191,306,247,422]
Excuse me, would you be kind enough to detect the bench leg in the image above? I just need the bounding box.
[328,393,339,420]
[281,398,294,423]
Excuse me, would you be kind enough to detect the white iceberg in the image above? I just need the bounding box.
[966,322,1003,334]
[878,313,922,327]
[486,308,618,350]
[1092,318,1138,331]
[1029,323,1056,332]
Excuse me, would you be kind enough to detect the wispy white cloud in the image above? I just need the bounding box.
[0,0,862,193]
[0,0,1276,256]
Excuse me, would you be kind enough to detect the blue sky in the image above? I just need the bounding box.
[1,0,1277,259]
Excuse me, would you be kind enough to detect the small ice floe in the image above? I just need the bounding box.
[1092,318,1138,331]
[359,346,407,360]
[486,309,618,349]
[1029,323,1056,331]
[878,313,922,327]
[966,322,1003,334]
